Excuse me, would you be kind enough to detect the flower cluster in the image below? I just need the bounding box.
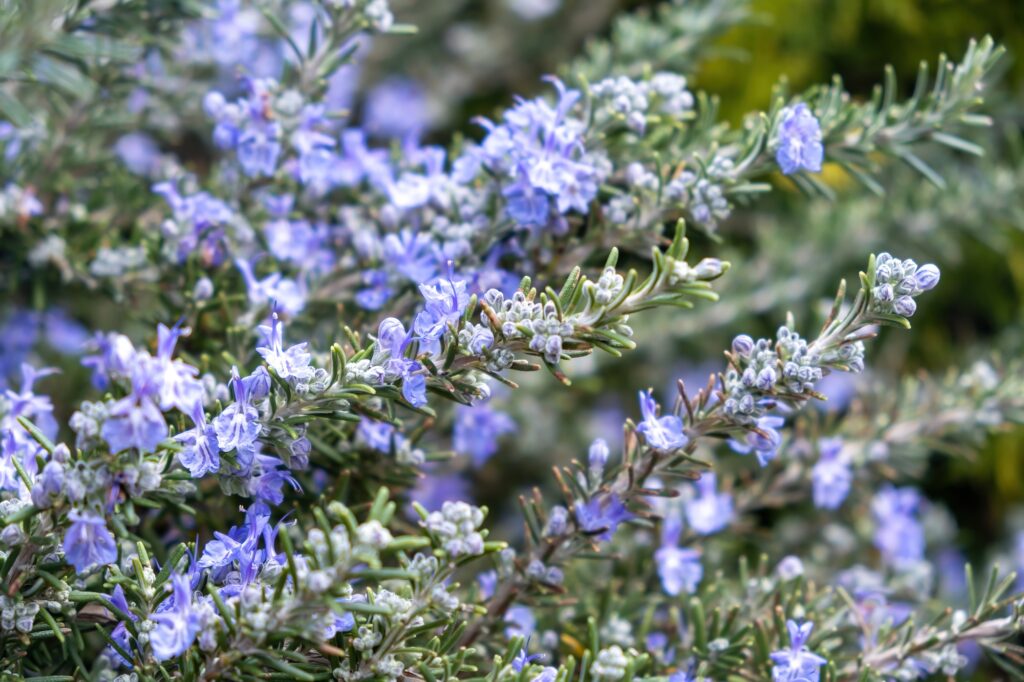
[871,253,941,318]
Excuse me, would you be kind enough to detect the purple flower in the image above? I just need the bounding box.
[453,403,516,466]
[382,230,438,284]
[655,544,702,596]
[728,415,785,466]
[587,438,610,472]
[554,166,597,214]
[114,133,161,175]
[0,431,27,493]
[511,643,544,672]
[104,585,136,667]
[324,604,356,639]
[635,390,687,451]
[152,182,234,263]
[574,493,632,541]
[770,620,827,681]
[213,368,262,454]
[420,273,470,322]
[235,259,307,316]
[872,486,925,568]
[776,103,824,175]
[31,460,65,508]
[388,146,449,210]
[3,364,59,443]
[42,309,89,355]
[503,173,550,226]
[477,569,498,599]
[198,503,270,581]
[476,78,601,228]
[248,455,300,505]
[82,332,137,389]
[814,371,859,413]
[63,511,118,573]
[358,418,399,453]
[685,473,733,535]
[102,357,169,454]
[265,218,329,265]
[364,77,429,139]
[402,371,428,408]
[0,311,40,386]
[298,145,338,191]
[370,318,426,405]
[336,129,394,190]
[532,668,558,682]
[415,272,470,349]
[149,573,200,661]
[811,437,851,510]
[154,323,203,413]
[175,403,221,478]
[354,270,392,312]
[257,311,313,381]
[236,116,281,178]
[504,604,536,640]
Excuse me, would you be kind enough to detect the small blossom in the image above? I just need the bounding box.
[358,418,401,453]
[63,511,118,573]
[685,473,733,535]
[776,103,824,175]
[811,437,851,510]
[728,415,785,466]
[101,357,168,454]
[872,486,925,568]
[257,312,314,381]
[777,556,805,581]
[213,368,262,455]
[655,544,703,596]
[588,437,610,474]
[504,604,536,640]
[153,323,204,413]
[175,403,221,478]
[636,389,687,450]
[149,574,200,661]
[453,403,516,466]
[574,493,632,541]
[770,620,827,681]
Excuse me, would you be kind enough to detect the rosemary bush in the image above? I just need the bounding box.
[0,1,1021,680]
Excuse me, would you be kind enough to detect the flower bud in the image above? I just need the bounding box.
[731,334,754,356]
[193,277,214,301]
[51,443,71,464]
[893,295,917,317]
[588,438,610,473]
[693,257,725,279]
[915,263,941,291]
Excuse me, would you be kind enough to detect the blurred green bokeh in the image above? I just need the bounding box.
[700,0,1024,121]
